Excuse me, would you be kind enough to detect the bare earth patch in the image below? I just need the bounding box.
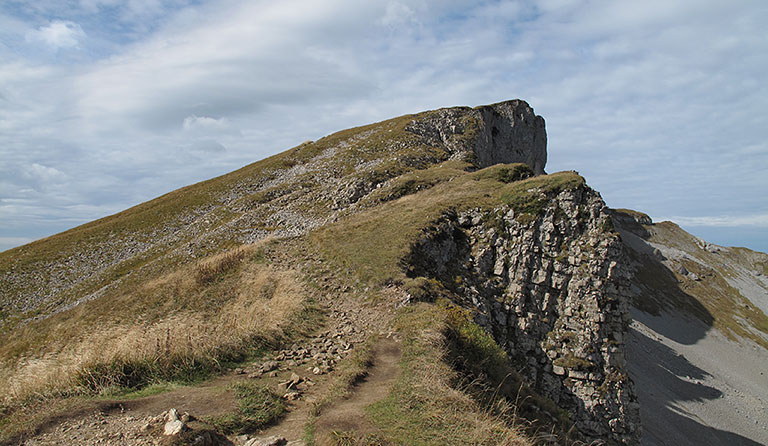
[313,338,402,444]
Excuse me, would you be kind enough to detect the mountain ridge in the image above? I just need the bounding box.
[1,99,766,446]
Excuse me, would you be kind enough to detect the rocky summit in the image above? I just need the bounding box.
[1,100,766,446]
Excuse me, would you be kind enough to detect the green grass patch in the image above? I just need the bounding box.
[474,164,533,184]
[364,161,467,204]
[98,382,182,400]
[207,382,286,434]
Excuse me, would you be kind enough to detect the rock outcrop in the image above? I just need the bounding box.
[404,99,547,174]
[405,185,640,444]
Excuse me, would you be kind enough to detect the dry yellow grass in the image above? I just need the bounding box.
[0,242,307,406]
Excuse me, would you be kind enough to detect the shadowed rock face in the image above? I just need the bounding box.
[474,100,547,174]
[403,99,547,174]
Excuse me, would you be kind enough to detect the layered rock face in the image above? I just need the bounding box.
[405,185,640,445]
[473,101,547,173]
[404,99,547,174]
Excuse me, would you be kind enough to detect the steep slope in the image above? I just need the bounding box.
[314,166,640,444]
[612,210,768,446]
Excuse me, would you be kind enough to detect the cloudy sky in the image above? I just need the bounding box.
[1,0,767,253]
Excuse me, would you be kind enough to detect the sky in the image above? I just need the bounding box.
[1,0,767,253]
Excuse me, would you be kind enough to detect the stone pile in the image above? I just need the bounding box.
[238,330,357,383]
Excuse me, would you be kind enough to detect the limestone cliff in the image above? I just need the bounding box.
[405,185,640,444]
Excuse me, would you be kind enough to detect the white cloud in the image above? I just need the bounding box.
[380,2,418,27]
[22,163,67,183]
[0,0,767,253]
[182,115,240,136]
[657,214,768,228]
[26,20,86,49]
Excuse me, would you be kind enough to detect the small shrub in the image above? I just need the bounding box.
[495,165,533,184]
[553,205,568,223]
[402,277,445,302]
[601,217,616,233]
[486,210,507,235]
[553,352,593,370]
[258,280,277,299]
[462,151,478,167]
[441,301,508,379]
[390,179,420,199]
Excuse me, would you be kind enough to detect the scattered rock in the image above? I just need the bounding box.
[163,408,187,436]
[282,391,301,400]
[163,419,186,436]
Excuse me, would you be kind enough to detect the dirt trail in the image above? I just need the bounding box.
[255,372,333,443]
[313,338,401,444]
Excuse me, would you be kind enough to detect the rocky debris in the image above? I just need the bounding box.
[405,185,640,444]
[695,237,723,253]
[23,410,163,446]
[278,372,303,391]
[243,327,357,381]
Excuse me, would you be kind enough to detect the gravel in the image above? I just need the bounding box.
[627,308,768,446]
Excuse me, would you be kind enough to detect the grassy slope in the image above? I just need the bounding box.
[0,238,315,408]
[0,106,466,390]
[0,105,475,407]
[314,164,583,286]
[0,110,442,324]
[1,161,586,444]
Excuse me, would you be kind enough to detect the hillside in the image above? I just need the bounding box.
[1,100,766,446]
[612,210,768,445]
